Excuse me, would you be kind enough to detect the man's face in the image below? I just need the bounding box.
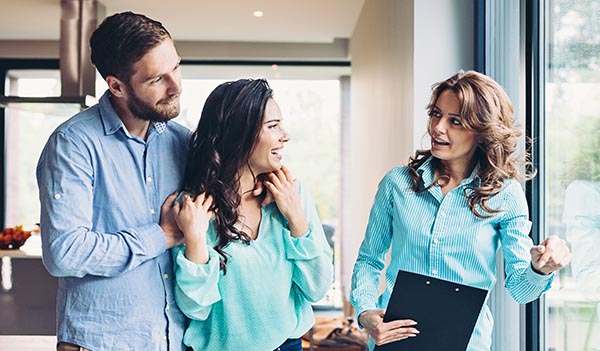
[124,38,182,122]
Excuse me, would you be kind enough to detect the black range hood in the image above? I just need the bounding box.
[0,0,104,107]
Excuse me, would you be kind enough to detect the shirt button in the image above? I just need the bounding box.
[439,211,447,217]
[433,238,440,244]
[163,336,167,340]
[54,193,61,200]
[150,209,156,215]
[163,273,169,280]
[432,269,439,275]
[166,304,170,311]
[147,176,153,183]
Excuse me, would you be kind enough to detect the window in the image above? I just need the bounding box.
[3,69,79,228]
[544,0,600,350]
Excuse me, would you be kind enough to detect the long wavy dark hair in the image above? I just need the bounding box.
[408,70,534,218]
[183,78,273,272]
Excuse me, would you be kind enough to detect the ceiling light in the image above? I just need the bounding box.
[253,10,264,17]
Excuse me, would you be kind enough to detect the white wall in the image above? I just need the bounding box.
[341,0,474,314]
[413,0,475,150]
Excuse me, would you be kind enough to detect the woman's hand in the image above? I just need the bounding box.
[530,235,571,275]
[358,309,419,346]
[264,166,308,237]
[173,192,214,264]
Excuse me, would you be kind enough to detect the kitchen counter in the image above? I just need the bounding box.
[0,235,42,258]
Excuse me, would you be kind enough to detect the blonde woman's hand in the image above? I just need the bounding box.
[358,309,419,346]
[173,192,214,264]
[263,166,308,237]
[530,235,571,275]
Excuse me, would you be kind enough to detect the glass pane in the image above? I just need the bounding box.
[545,0,600,350]
[5,70,61,97]
[4,103,80,228]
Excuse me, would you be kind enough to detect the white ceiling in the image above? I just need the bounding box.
[0,0,365,43]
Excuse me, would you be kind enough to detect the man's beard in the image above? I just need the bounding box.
[126,87,180,123]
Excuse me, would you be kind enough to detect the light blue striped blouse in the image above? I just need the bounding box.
[350,157,553,351]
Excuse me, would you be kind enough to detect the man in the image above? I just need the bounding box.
[37,12,189,351]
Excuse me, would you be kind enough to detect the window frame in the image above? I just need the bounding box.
[0,58,60,228]
[524,0,545,350]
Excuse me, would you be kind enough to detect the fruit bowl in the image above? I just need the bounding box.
[0,225,32,250]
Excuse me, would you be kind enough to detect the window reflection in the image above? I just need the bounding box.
[545,0,600,349]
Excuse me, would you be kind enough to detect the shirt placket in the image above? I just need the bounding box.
[144,133,171,351]
[429,191,452,277]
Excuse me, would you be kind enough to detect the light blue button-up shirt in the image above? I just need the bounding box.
[36,91,191,351]
[350,157,553,351]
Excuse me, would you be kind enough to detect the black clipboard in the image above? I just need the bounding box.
[374,270,488,351]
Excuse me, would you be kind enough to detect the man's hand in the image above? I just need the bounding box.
[358,309,419,346]
[160,192,184,249]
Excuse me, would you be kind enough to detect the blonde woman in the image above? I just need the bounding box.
[351,70,571,350]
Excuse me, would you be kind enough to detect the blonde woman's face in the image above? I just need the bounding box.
[429,90,478,169]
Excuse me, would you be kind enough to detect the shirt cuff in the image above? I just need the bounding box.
[354,303,378,329]
[526,264,555,286]
[282,227,320,260]
[137,223,167,258]
[173,246,221,306]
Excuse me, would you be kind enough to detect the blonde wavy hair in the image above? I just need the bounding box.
[408,70,533,218]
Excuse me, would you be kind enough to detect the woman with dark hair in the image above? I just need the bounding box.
[171,78,333,351]
[350,70,571,350]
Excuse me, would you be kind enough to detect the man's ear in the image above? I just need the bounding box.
[106,75,126,97]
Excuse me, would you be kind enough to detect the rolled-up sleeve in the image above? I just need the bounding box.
[500,180,553,304]
[37,131,166,278]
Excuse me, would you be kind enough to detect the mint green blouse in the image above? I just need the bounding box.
[173,183,334,351]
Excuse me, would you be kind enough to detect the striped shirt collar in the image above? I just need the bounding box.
[417,155,481,189]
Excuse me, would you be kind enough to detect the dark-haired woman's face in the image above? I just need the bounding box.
[248,98,290,175]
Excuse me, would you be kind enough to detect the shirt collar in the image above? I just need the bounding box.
[416,155,481,189]
[98,90,167,137]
